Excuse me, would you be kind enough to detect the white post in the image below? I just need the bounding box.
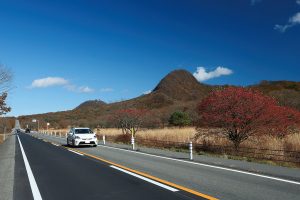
[189,141,193,160]
[103,135,106,145]
[3,134,5,141]
[131,136,135,150]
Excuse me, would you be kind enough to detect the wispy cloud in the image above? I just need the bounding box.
[143,90,152,95]
[30,77,68,88]
[251,0,262,6]
[100,88,114,92]
[297,0,300,5]
[78,86,94,93]
[193,66,233,82]
[275,12,300,32]
[30,77,94,93]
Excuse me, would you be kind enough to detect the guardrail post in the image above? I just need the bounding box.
[3,134,5,141]
[103,135,106,145]
[131,136,135,150]
[189,141,193,160]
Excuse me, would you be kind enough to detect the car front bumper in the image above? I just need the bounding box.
[74,138,98,146]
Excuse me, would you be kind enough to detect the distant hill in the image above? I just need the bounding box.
[250,80,300,110]
[17,70,300,129]
[75,100,106,110]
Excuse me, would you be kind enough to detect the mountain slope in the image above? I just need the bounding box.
[17,70,300,129]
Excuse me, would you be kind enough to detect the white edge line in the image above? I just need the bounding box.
[31,134,300,186]
[99,145,300,185]
[110,165,178,192]
[17,135,43,200]
[68,149,84,156]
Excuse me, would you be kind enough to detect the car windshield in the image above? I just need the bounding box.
[75,129,93,134]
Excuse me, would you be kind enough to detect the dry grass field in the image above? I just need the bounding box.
[45,127,300,151]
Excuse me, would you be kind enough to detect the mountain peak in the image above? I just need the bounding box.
[153,69,212,101]
[75,99,106,110]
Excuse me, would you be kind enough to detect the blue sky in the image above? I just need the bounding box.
[0,0,299,116]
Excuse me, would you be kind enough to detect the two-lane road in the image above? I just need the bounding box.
[14,132,209,200]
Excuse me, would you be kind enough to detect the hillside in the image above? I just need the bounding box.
[250,80,300,110]
[17,70,300,129]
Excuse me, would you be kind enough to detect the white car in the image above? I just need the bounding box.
[67,128,98,147]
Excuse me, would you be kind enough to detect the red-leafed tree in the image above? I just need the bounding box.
[196,87,300,149]
[112,109,148,137]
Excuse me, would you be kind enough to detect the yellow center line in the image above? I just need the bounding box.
[36,136,218,200]
[67,147,219,200]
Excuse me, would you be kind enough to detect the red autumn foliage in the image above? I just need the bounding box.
[197,87,300,149]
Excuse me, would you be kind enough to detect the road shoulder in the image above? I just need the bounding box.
[0,134,16,200]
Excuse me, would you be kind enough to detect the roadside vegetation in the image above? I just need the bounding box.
[0,65,13,143]
[19,71,300,166]
[43,87,300,167]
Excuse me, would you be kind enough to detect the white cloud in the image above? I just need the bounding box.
[30,76,94,93]
[143,90,152,95]
[78,86,94,93]
[297,0,300,5]
[30,77,68,88]
[275,12,300,32]
[100,88,114,92]
[193,66,233,82]
[251,0,262,6]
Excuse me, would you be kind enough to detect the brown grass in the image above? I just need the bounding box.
[0,135,3,143]
[41,127,300,166]
[45,127,300,151]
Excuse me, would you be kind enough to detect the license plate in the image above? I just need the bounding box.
[85,141,90,143]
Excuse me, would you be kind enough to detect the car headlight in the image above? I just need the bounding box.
[75,136,80,139]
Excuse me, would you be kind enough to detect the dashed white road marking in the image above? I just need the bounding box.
[110,165,179,192]
[68,149,84,156]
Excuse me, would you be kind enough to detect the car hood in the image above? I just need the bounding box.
[75,134,95,139]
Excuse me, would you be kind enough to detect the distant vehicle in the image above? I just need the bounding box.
[25,128,31,133]
[67,128,98,147]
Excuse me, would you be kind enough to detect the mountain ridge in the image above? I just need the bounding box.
[18,69,300,129]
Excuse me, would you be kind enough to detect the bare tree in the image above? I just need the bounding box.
[0,65,12,94]
[0,65,12,116]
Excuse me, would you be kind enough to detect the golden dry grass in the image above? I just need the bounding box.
[44,127,300,151]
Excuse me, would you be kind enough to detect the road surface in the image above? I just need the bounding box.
[14,132,209,200]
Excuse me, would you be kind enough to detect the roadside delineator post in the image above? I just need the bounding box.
[103,135,106,145]
[131,136,135,150]
[3,134,5,141]
[189,141,193,160]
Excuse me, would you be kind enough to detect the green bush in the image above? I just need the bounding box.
[168,111,191,127]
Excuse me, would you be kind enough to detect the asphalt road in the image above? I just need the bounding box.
[27,132,300,200]
[14,133,207,200]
